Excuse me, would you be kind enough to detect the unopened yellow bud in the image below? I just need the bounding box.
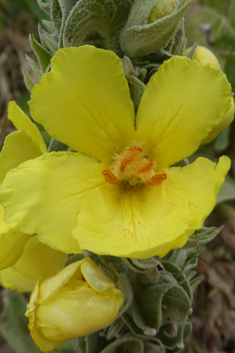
[148,0,176,23]
[185,46,234,143]
[185,46,220,69]
[26,258,124,352]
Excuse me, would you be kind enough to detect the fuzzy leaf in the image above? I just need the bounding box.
[158,321,192,351]
[38,24,59,53]
[190,274,203,292]
[22,68,36,91]
[37,0,51,15]
[63,0,132,53]
[51,0,63,33]
[29,34,52,72]
[183,226,222,249]
[126,75,145,113]
[25,54,42,79]
[101,332,144,353]
[138,282,175,331]
[163,286,191,333]
[120,0,193,57]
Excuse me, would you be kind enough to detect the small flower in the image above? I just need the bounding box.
[0,46,232,258]
[0,102,47,269]
[26,258,124,352]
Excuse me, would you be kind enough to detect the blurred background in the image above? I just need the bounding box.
[0,0,235,352]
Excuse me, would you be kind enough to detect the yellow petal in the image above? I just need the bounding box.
[81,257,115,294]
[0,130,42,183]
[0,204,30,269]
[0,236,67,292]
[37,284,123,339]
[136,56,231,168]
[8,101,47,153]
[0,152,106,254]
[29,46,135,164]
[73,156,230,258]
[37,260,84,303]
[27,281,66,352]
[202,96,235,144]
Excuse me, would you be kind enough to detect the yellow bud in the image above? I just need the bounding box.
[148,0,176,23]
[26,258,124,352]
[202,96,235,144]
[185,46,234,143]
[185,46,220,69]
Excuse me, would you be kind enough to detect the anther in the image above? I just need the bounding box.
[145,173,167,186]
[102,170,121,184]
[139,157,154,172]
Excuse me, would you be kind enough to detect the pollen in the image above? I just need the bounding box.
[102,144,167,187]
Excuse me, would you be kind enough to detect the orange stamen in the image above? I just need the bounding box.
[120,156,135,173]
[139,157,154,172]
[102,170,121,184]
[127,146,143,152]
[145,173,167,186]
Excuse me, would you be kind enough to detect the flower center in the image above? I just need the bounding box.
[102,145,167,186]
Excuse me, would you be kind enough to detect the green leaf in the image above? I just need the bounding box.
[48,137,69,152]
[42,19,56,33]
[158,321,192,351]
[126,75,145,113]
[101,333,144,353]
[120,0,194,57]
[183,226,222,248]
[38,24,59,53]
[137,282,174,331]
[25,54,42,80]
[37,0,51,15]
[163,286,191,334]
[29,34,52,72]
[217,175,235,203]
[190,274,203,292]
[51,0,63,33]
[22,68,36,91]
[63,0,133,53]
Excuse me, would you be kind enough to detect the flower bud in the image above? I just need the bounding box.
[185,46,234,143]
[120,0,193,58]
[185,45,220,69]
[26,258,124,352]
[148,0,176,23]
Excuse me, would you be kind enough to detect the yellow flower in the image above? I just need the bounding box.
[26,257,124,352]
[0,46,232,258]
[0,235,67,292]
[185,46,235,144]
[0,102,47,269]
